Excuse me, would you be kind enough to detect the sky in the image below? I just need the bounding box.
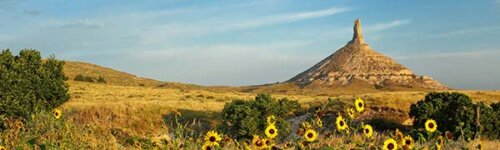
[1,0,499,89]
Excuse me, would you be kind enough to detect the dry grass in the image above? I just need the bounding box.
[2,80,497,148]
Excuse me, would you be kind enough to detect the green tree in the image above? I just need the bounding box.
[0,49,69,122]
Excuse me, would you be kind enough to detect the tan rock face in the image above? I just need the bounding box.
[287,19,447,90]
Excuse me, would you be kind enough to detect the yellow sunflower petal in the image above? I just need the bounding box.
[382,138,398,150]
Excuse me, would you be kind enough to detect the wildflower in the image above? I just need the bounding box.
[53,108,62,119]
[335,115,347,131]
[204,130,222,146]
[445,131,454,140]
[267,115,276,125]
[304,129,317,142]
[252,135,266,149]
[201,142,215,150]
[425,119,437,133]
[296,128,303,136]
[395,129,404,140]
[383,138,398,150]
[437,135,444,147]
[363,124,373,138]
[316,117,323,128]
[301,122,312,130]
[347,107,356,119]
[354,98,365,112]
[0,145,5,150]
[265,124,278,139]
[435,142,441,150]
[401,135,414,149]
[477,142,483,150]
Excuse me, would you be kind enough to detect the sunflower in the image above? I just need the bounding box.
[0,145,5,150]
[435,142,441,150]
[201,142,215,150]
[363,124,373,138]
[401,135,414,149]
[252,135,266,149]
[267,115,276,125]
[347,107,356,119]
[437,135,444,147]
[204,130,222,146]
[354,98,365,112]
[425,119,438,133]
[335,115,348,131]
[265,124,278,139]
[316,117,323,128]
[477,142,483,150]
[395,129,404,140]
[53,108,62,119]
[304,129,317,142]
[383,138,398,150]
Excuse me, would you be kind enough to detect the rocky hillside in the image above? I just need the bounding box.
[287,19,447,90]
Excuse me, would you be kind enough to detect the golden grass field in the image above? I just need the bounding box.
[1,61,498,149]
[50,80,498,148]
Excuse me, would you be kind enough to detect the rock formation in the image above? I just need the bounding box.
[287,19,447,90]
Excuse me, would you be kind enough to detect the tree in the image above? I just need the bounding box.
[0,49,69,122]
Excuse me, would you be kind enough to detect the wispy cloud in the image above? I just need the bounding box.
[138,6,351,45]
[226,7,351,30]
[365,19,411,32]
[45,19,106,29]
[395,49,500,60]
[432,26,500,37]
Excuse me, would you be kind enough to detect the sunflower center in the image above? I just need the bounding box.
[405,140,411,145]
[206,146,212,150]
[256,141,264,147]
[365,129,369,134]
[269,129,275,134]
[209,136,216,142]
[358,102,363,107]
[265,140,270,145]
[55,112,59,116]
[388,143,394,149]
[478,144,482,149]
[340,121,345,126]
[429,123,434,128]
[307,133,313,138]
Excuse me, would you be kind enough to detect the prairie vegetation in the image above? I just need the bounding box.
[1,80,498,149]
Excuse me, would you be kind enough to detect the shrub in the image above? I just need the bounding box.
[409,92,500,140]
[0,49,69,121]
[220,94,301,139]
[97,76,106,83]
[74,74,95,82]
[478,102,500,139]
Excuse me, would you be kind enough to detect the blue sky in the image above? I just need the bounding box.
[1,0,500,89]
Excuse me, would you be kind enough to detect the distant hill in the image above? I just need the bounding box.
[242,19,448,96]
[62,19,449,95]
[63,61,163,87]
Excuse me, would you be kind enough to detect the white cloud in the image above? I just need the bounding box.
[45,19,105,29]
[432,26,500,37]
[137,6,351,45]
[365,19,411,32]
[226,7,350,29]
[395,49,500,60]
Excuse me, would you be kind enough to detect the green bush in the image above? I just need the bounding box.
[220,94,301,140]
[0,49,69,122]
[409,92,500,140]
[478,102,500,139]
[74,74,95,82]
[96,76,106,83]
